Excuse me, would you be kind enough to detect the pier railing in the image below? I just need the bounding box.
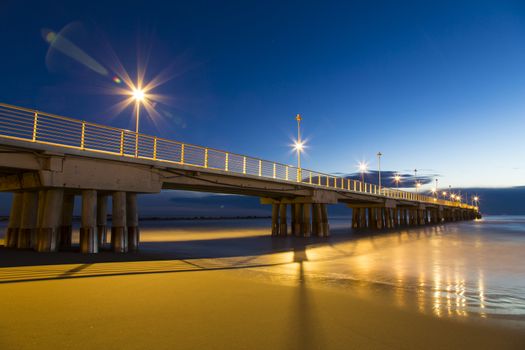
[0,102,474,210]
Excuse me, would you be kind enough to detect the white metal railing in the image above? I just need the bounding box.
[0,102,475,210]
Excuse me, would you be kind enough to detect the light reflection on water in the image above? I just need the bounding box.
[291,217,525,321]
[1,215,524,323]
[169,215,525,322]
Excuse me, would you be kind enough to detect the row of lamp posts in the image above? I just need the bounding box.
[290,114,478,208]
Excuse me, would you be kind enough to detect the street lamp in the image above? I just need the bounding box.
[358,162,368,183]
[377,152,382,193]
[435,178,439,198]
[473,196,479,209]
[132,86,145,157]
[394,174,401,189]
[414,169,419,193]
[294,113,303,181]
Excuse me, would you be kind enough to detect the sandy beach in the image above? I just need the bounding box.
[0,263,524,350]
[1,217,525,349]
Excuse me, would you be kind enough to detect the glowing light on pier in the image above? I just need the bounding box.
[293,141,304,152]
[393,173,401,188]
[132,88,145,102]
[358,161,368,183]
[358,162,368,172]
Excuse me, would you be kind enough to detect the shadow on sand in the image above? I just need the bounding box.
[0,224,448,285]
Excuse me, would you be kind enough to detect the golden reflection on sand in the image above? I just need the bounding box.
[0,222,515,322]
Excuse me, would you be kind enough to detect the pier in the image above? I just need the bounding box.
[0,102,479,253]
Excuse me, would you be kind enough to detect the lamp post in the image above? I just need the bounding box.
[377,152,382,193]
[294,113,302,181]
[435,178,438,198]
[414,169,419,193]
[132,87,145,157]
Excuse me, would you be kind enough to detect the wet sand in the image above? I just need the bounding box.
[0,265,524,349]
[1,217,525,349]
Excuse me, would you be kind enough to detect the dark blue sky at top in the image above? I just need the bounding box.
[1,0,525,188]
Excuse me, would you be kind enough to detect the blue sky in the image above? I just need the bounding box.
[1,0,525,188]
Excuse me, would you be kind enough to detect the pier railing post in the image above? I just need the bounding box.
[32,112,38,142]
[80,122,86,150]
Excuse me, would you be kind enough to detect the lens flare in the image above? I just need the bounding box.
[41,26,108,76]
[113,76,122,84]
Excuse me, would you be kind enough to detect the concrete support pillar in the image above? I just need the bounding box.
[312,203,322,236]
[271,204,279,236]
[302,203,312,237]
[369,208,377,230]
[351,208,359,229]
[409,209,416,226]
[279,203,288,237]
[37,189,64,252]
[385,208,392,229]
[112,191,128,253]
[360,208,367,229]
[320,204,329,237]
[18,191,39,249]
[438,209,444,223]
[127,193,140,252]
[291,204,297,236]
[293,204,302,237]
[80,190,98,254]
[97,194,108,247]
[377,208,384,229]
[35,189,46,249]
[393,208,399,227]
[59,193,74,250]
[5,193,23,248]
